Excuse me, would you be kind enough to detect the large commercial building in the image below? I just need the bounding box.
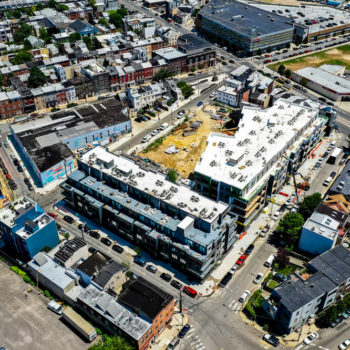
[61,146,236,281]
[10,99,131,187]
[194,99,327,228]
[196,0,294,55]
[0,196,59,260]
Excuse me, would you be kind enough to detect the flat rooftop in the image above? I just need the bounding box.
[79,146,229,224]
[195,99,322,200]
[249,3,350,35]
[11,99,129,173]
[294,67,350,95]
[303,212,339,240]
[199,0,293,38]
[78,284,151,341]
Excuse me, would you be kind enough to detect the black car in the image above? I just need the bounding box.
[88,247,97,254]
[323,152,329,159]
[112,244,124,253]
[330,171,336,178]
[101,237,112,246]
[17,165,23,172]
[28,184,34,191]
[170,280,182,290]
[263,334,280,347]
[280,203,287,212]
[160,272,172,282]
[178,324,191,338]
[10,181,17,190]
[330,317,343,328]
[24,177,30,186]
[219,272,233,288]
[222,61,228,65]
[245,244,255,255]
[88,230,100,239]
[63,215,75,224]
[13,158,19,166]
[229,59,235,64]
[78,224,91,231]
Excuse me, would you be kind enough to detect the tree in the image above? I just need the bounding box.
[68,32,81,42]
[41,246,51,253]
[177,81,186,89]
[56,3,69,11]
[12,50,32,64]
[298,193,322,220]
[23,39,32,50]
[181,84,194,99]
[92,36,102,49]
[89,335,134,350]
[167,169,177,183]
[154,69,175,82]
[109,12,123,29]
[88,0,97,12]
[48,0,56,8]
[28,66,46,88]
[98,17,108,26]
[275,248,290,268]
[278,64,286,75]
[300,77,308,87]
[317,305,338,327]
[36,3,46,10]
[0,74,4,87]
[190,66,196,72]
[13,23,33,43]
[118,5,128,17]
[276,212,305,247]
[39,28,48,41]
[337,300,346,315]
[284,69,292,78]
[83,36,92,50]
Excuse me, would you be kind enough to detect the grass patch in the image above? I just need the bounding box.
[336,45,350,53]
[143,136,165,153]
[273,263,296,276]
[267,280,279,290]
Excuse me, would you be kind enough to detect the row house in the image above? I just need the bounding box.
[0,91,23,119]
[131,61,153,85]
[152,47,187,75]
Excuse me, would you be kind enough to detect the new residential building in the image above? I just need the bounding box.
[61,146,236,281]
[194,99,326,227]
[0,196,59,260]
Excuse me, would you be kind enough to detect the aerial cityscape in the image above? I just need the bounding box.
[2,0,350,349]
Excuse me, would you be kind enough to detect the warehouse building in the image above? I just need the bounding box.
[196,0,294,55]
[10,99,131,187]
[292,66,350,101]
[60,146,237,281]
[194,99,327,227]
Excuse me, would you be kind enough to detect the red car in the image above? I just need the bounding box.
[305,50,311,53]
[48,212,57,219]
[264,54,270,58]
[236,254,247,266]
[183,286,197,298]
[264,59,272,64]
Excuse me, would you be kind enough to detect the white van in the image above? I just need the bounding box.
[323,176,332,186]
[48,300,63,315]
[141,135,151,143]
[264,254,275,268]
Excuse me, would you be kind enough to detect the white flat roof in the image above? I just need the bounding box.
[295,66,350,94]
[80,146,228,224]
[195,99,322,200]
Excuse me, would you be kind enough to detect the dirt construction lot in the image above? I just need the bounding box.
[0,262,89,350]
[270,45,350,71]
[141,108,223,178]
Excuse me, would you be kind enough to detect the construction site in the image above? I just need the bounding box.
[139,106,236,178]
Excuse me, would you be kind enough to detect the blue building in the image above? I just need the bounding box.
[61,146,237,281]
[11,98,131,187]
[68,20,98,36]
[0,196,59,260]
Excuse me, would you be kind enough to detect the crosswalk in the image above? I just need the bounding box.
[186,328,206,350]
[227,298,241,313]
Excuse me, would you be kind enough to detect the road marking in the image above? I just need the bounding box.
[228,299,235,308]
[318,346,330,350]
[191,340,201,345]
[195,344,203,349]
[197,346,206,350]
[295,344,304,350]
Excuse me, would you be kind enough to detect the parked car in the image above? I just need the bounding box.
[160,272,172,282]
[88,247,97,254]
[47,300,63,315]
[112,244,124,254]
[236,254,247,266]
[178,324,191,338]
[160,122,168,130]
[134,256,146,267]
[27,184,34,191]
[253,273,264,284]
[23,177,31,186]
[209,91,216,98]
[272,211,281,221]
[219,272,233,288]
[146,264,157,274]
[331,317,343,328]
[63,215,75,224]
[230,265,238,275]
[170,280,182,290]
[339,338,350,350]
[48,212,57,219]
[151,129,159,136]
[17,165,23,172]
[177,110,185,117]
[238,290,250,303]
[89,230,100,239]
[183,286,197,298]
[304,332,319,345]
[245,244,254,255]
[274,272,288,282]
[342,311,350,320]
[100,237,112,246]
[263,334,280,347]
[313,161,321,170]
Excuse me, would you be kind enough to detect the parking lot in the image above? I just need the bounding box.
[0,262,89,350]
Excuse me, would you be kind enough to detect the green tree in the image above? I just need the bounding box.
[39,28,48,41]
[88,0,97,12]
[56,3,69,11]
[317,305,338,327]
[0,74,4,87]
[167,169,177,183]
[13,23,33,43]
[25,5,36,16]
[83,36,92,50]
[68,32,81,42]
[177,81,186,89]
[23,39,32,50]
[98,18,108,26]
[92,36,102,49]
[154,69,175,82]
[338,300,346,315]
[109,12,123,29]
[190,66,196,72]
[276,212,305,247]
[89,335,134,350]
[36,3,46,10]
[117,5,128,17]
[41,245,51,253]
[12,50,32,64]
[300,77,308,87]
[181,84,194,99]
[278,64,286,75]
[284,69,292,78]
[11,8,24,19]
[48,0,56,8]
[298,192,322,220]
[28,66,46,88]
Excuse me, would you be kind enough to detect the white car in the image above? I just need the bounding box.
[47,300,63,315]
[177,110,185,118]
[238,290,250,303]
[151,129,159,136]
[272,211,281,221]
[230,265,238,275]
[303,332,319,345]
[339,339,350,350]
[253,273,264,284]
[209,91,216,98]
[160,122,168,130]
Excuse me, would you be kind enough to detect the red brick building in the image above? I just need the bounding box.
[0,91,23,119]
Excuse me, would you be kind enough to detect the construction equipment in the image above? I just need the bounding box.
[296,173,310,191]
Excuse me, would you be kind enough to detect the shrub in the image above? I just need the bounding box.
[245,302,256,320]
[263,324,269,331]
[67,103,78,108]
[22,275,32,284]
[10,266,27,277]
[95,327,102,335]
[167,169,177,183]
[43,290,51,299]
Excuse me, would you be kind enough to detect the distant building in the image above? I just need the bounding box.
[126,82,166,109]
[216,86,238,107]
[54,237,88,268]
[196,0,293,55]
[152,47,187,75]
[10,99,131,187]
[265,246,350,334]
[69,20,98,36]
[0,196,59,260]
[298,212,340,255]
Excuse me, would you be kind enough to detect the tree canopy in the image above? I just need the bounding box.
[167,169,177,183]
[154,69,175,82]
[12,50,32,64]
[276,212,305,247]
[278,64,285,75]
[28,66,46,88]
[89,335,134,350]
[298,192,322,220]
[68,32,81,42]
[109,7,128,29]
[13,23,33,43]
